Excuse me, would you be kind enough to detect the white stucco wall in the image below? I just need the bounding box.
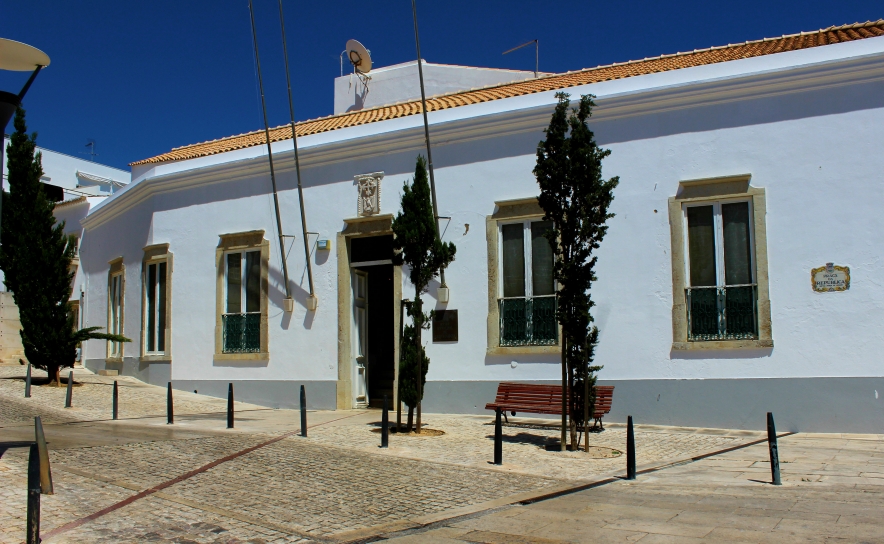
[80,36,884,424]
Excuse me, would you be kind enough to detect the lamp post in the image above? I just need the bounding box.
[0,38,50,244]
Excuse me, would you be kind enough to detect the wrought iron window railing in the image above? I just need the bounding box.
[499,296,558,346]
[686,285,758,341]
[222,313,261,353]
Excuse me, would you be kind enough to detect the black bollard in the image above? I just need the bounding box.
[494,407,502,465]
[25,363,31,398]
[166,382,174,424]
[381,395,389,448]
[227,383,234,429]
[767,412,781,486]
[626,415,636,480]
[299,385,307,437]
[34,417,52,495]
[64,370,73,408]
[26,444,41,544]
[112,381,119,420]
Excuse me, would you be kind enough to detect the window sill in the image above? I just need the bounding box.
[672,339,773,351]
[487,345,560,356]
[214,352,269,361]
[140,355,171,363]
[105,357,123,364]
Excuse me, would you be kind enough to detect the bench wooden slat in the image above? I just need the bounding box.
[486,382,615,428]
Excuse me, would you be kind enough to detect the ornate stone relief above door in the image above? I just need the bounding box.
[355,172,384,217]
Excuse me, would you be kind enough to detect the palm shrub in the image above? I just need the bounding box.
[534,93,618,449]
[392,155,455,432]
[0,107,129,385]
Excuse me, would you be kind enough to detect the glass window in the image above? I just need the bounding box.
[145,261,167,353]
[110,274,123,356]
[498,219,557,346]
[684,200,757,341]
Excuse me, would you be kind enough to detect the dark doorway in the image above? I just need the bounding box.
[351,235,395,408]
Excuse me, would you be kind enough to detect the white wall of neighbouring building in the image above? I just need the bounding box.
[78,34,884,431]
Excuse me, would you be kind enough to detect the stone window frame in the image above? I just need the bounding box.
[668,174,773,350]
[486,197,561,355]
[141,244,173,362]
[215,231,270,361]
[106,257,125,362]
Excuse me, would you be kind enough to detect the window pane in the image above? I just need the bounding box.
[157,262,167,352]
[531,221,555,296]
[501,224,525,297]
[226,253,242,314]
[147,264,157,352]
[245,251,261,313]
[687,206,717,287]
[722,202,753,285]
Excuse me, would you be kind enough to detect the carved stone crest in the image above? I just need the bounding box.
[355,172,383,217]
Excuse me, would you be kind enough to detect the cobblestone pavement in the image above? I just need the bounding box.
[1,368,771,543]
[308,414,755,482]
[0,366,264,427]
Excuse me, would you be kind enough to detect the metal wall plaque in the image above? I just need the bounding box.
[812,263,850,292]
[432,310,458,342]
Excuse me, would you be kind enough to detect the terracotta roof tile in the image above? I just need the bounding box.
[132,20,884,166]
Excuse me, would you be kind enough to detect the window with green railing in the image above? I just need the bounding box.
[222,313,261,352]
[498,219,558,346]
[685,200,758,341]
[223,250,262,353]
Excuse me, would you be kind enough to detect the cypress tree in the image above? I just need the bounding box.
[534,93,618,450]
[392,155,455,432]
[0,108,129,385]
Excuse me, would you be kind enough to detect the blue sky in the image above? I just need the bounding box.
[2,1,881,170]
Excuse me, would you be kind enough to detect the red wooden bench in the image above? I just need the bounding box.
[485,382,615,430]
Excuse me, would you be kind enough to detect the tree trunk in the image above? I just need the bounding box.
[569,357,577,449]
[414,288,422,434]
[584,352,590,453]
[407,405,414,432]
[49,365,60,387]
[560,336,567,451]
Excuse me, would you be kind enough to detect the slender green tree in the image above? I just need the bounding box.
[534,93,618,450]
[0,107,129,385]
[392,155,455,432]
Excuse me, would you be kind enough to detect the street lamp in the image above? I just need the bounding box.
[0,38,51,242]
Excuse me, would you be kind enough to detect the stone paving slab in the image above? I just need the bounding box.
[382,433,884,543]
[0,366,265,428]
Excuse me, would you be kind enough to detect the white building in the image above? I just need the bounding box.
[77,21,884,432]
[0,142,130,363]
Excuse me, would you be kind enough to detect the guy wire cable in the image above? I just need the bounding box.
[278,0,315,301]
[247,0,293,303]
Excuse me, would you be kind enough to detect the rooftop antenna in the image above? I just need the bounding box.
[503,39,538,78]
[278,0,316,310]
[247,0,294,312]
[82,139,98,162]
[345,39,372,92]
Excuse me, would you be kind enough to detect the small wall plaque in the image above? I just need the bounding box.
[355,172,384,217]
[432,309,458,342]
[812,263,850,292]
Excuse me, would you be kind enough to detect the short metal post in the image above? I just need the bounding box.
[626,415,636,480]
[25,363,31,398]
[112,381,118,420]
[381,395,389,448]
[494,407,502,465]
[34,417,52,495]
[767,412,781,486]
[227,383,234,429]
[26,444,40,544]
[299,385,307,437]
[167,382,173,424]
[64,371,73,408]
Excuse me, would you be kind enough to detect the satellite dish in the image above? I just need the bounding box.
[0,39,50,71]
[345,39,371,74]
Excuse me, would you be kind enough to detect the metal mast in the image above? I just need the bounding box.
[278,0,316,306]
[248,0,293,306]
[411,0,446,288]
